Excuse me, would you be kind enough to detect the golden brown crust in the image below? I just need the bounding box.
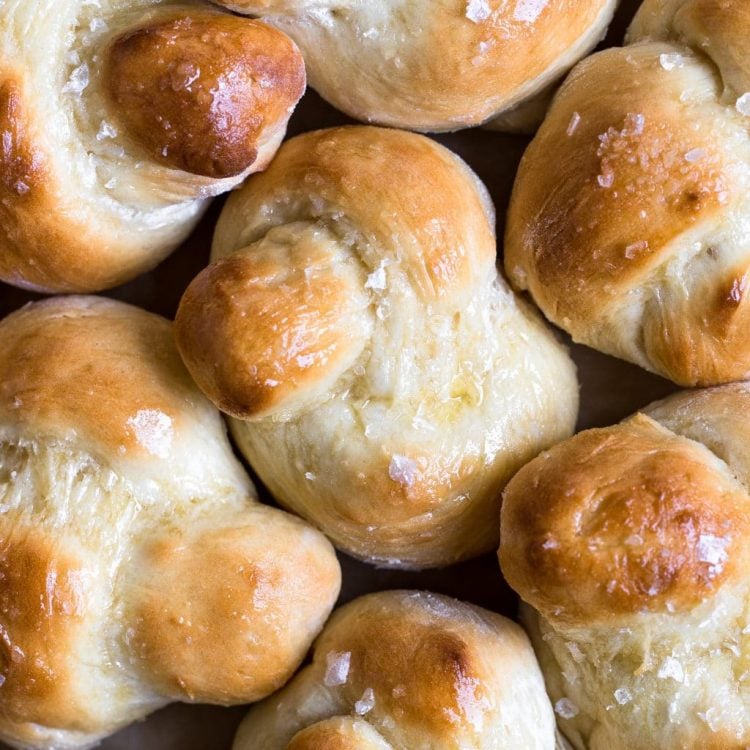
[500,413,750,625]
[286,718,390,750]
[0,524,91,733]
[214,0,617,132]
[176,224,371,420]
[0,296,341,748]
[0,3,305,293]
[0,79,43,197]
[506,45,739,330]
[234,590,556,749]
[212,126,497,299]
[0,297,196,462]
[129,511,340,704]
[106,12,304,178]
[505,0,750,386]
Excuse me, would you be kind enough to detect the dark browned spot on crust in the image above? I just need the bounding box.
[0,80,43,197]
[501,417,750,622]
[343,615,485,732]
[105,12,305,177]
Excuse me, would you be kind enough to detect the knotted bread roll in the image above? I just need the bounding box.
[0,296,340,750]
[175,125,579,569]
[0,0,305,293]
[234,590,558,749]
[507,0,750,386]
[501,382,750,749]
[209,0,618,132]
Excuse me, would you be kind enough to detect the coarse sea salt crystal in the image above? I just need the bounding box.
[614,688,632,705]
[324,651,351,687]
[554,698,579,719]
[389,455,417,487]
[567,111,581,136]
[685,147,707,162]
[597,170,614,189]
[659,53,684,71]
[355,688,375,715]
[696,534,729,567]
[736,93,750,116]
[62,63,90,94]
[96,121,118,141]
[625,240,649,259]
[698,707,720,732]
[125,409,173,458]
[657,657,684,683]
[365,264,387,291]
[466,0,491,23]
[514,0,549,23]
[626,112,645,135]
[566,642,585,662]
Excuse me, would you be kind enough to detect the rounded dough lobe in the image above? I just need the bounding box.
[234,591,556,750]
[212,0,617,131]
[500,384,750,750]
[506,1,750,386]
[0,296,341,749]
[0,1,305,293]
[106,12,305,177]
[501,413,750,626]
[130,512,341,704]
[176,125,578,568]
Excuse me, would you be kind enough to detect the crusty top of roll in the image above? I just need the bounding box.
[177,125,497,420]
[501,382,750,749]
[234,590,556,749]
[211,0,617,132]
[105,11,304,178]
[505,0,750,386]
[0,296,243,489]
[0,1,304,293]
[0,296,340,750]
[175,125,578,568]
[501,411,750,626]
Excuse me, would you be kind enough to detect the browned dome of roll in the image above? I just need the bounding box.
[506,0,750,386]
[0,1,304,293]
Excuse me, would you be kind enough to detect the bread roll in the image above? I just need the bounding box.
[175,125,578,569]
[0,296,340,749]
[0,1,305,293]
[234,590,557,749]
[501,382,750,749]
[506,0,750,386]
[209,0,617,132]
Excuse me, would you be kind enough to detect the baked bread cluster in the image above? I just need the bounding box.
[506,0,750,386]
[175,125,578,569]
[234,590,558,749]
[212,0,618,132]
[501,383,750,749]
[0,0,305,293]
[0,297,340,749]
[5,1,750,749]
